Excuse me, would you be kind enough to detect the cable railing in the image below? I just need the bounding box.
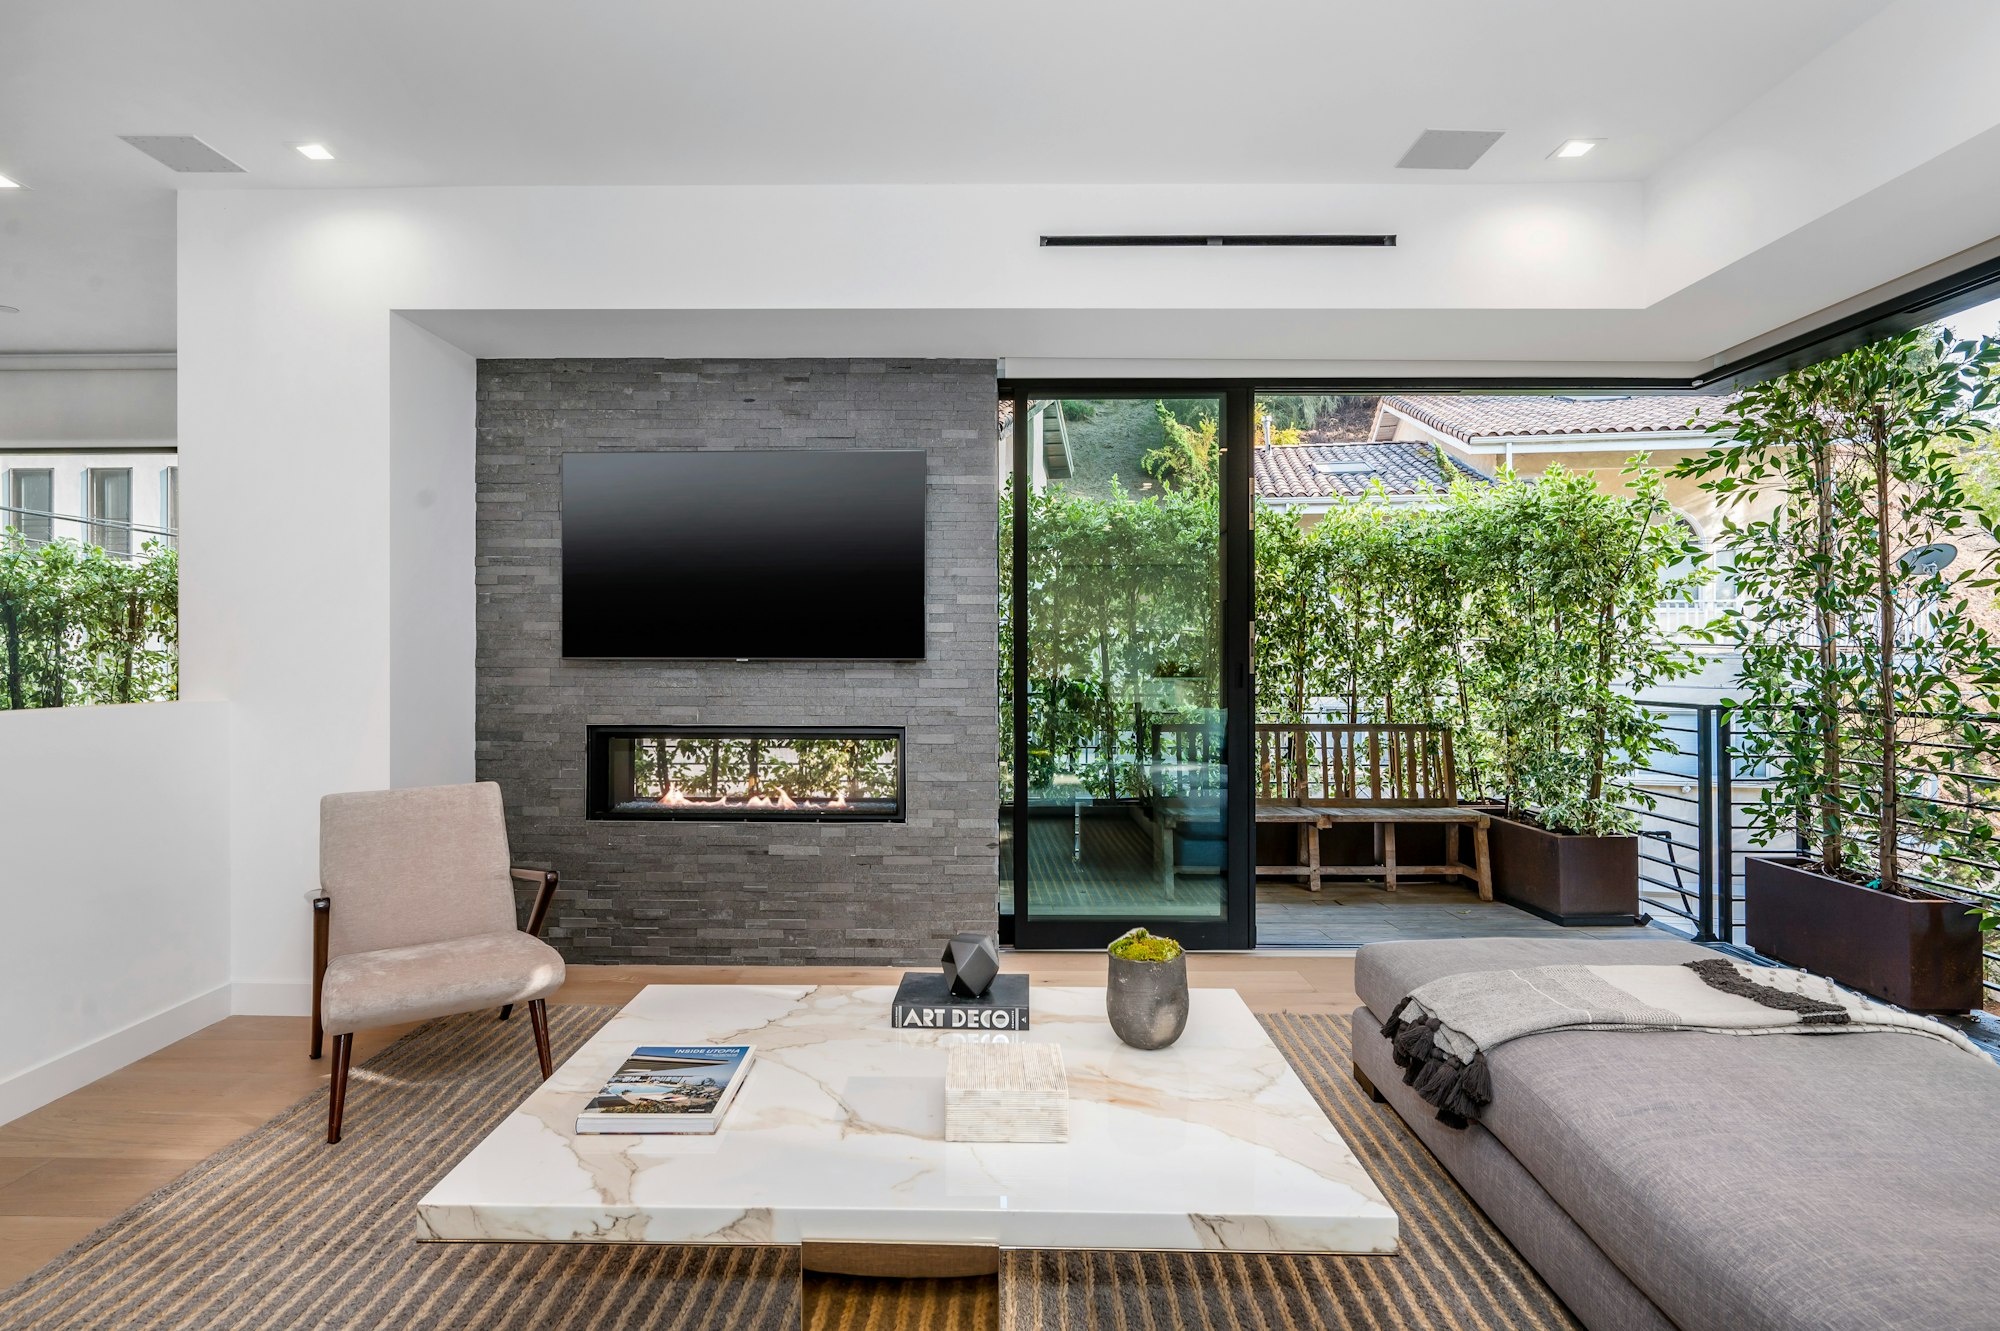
[1,503,178,557]
[1616,699,1999,996]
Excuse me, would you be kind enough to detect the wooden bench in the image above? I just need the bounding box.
[1255,723,1491,899]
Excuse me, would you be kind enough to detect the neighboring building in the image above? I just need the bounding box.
[1253,440,1489,523]
[1371,392,1730,533]
[0,450,178,557]
[1371,394,1743,640]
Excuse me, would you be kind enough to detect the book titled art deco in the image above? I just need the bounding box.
[891,972,1031,1030]
[575,1045,755,1135]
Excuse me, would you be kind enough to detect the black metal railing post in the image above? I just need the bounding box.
[1692,704,1718,943]
[1714,705,1735,945]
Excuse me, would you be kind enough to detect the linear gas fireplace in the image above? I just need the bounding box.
[586,726,905,822]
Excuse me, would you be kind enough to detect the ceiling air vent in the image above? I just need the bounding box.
[119,135,246,174]
[1040,234,1395,248]
[1396,130,1504,170]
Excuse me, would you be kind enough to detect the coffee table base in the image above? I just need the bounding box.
[800,1240,1000,1279]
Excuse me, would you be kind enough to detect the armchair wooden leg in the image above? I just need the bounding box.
[528,999,553,1080]
[310,894,330,1059]
[497,1004,514,1022]
[327,1033,353,1144]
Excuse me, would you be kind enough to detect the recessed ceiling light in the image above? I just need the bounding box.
[1551,139,1599,159]
[0,173,21,189]
[295,143,335,161]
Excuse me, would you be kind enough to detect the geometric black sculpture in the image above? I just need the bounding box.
[940,931,1001,999]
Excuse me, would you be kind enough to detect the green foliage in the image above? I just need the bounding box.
[1256,395,1379,437]
[1258,395,1345,432]
[1004,397,1700,837]
[0,535,179,710]
[1001,473,1220,800]
[1107,927,1183,962]
[1058,399,1097,423]
[1945,422,2000,529]
[1464,464,1707,834]
[1675,329,2000,900]
[1144,402,1221,495]
[1251,467,1702,835]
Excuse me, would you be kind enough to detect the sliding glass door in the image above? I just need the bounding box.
[1001,391,1253,949]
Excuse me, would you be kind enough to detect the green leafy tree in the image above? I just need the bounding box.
[1244,466,1697,833]
[1143,403,1221,496]
[0,534,180,710]
[1467,465,1704,834]
[1675,329,2000,896]
[1008,400,1698,837]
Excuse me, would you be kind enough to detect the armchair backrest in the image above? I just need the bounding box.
[319,782,518,959]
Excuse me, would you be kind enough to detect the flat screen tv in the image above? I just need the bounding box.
[561,450,926,660]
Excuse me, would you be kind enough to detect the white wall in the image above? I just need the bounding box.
[388,317,477,789]
[0,702,231,1125]
[0,365,176,447]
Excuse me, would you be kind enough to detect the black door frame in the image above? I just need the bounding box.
[994,250,2000,950]
[1000,386,1255,951]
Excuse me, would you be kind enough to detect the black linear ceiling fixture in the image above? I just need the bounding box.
[1039,234,1396,248]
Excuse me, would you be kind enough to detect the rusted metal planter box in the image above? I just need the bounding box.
[1745,857,1984,1012]
[1489,814,1642,926]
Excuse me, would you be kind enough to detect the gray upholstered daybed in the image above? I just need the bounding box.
[1350,937,2000,1331]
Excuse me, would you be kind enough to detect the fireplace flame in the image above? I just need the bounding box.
[657,785,808,808]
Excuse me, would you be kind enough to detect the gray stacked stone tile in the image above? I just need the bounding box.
[476,358,1000,964]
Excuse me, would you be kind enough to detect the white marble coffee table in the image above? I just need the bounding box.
[418,984,1397,1265]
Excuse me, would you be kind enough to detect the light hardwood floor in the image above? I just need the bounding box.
[0,954,1360,1289]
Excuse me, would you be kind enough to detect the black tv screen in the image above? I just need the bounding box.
[561,450,926,660]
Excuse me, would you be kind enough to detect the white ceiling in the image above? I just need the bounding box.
[0,0,1961,357]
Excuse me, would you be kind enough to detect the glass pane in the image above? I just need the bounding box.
[91,468,131,556]
[13,469,53,543]
[1020,397,1226,921]
[591,727,902,821]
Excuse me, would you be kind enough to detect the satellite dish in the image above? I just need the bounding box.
[1897,543,1958,579]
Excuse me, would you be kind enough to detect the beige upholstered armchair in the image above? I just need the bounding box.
[310,782,565,1143]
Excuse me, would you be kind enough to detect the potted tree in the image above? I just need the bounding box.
[1678,329,1999,1011]
[1469,466,1704,923]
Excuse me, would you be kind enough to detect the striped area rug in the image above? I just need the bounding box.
[1001,1014,1582,1331]
[0,1005,1576,1331]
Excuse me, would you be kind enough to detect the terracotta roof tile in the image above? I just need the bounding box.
[1379,394,1729,442]
[1253,442,1489,500]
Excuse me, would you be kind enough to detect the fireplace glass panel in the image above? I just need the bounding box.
[588,726,904,821]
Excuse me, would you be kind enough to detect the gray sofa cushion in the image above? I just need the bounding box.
[1355,936,1711,1024]
[1353,1006,1677,1331]
[1354,938,2000,1331]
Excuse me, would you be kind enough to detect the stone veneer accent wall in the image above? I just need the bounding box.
[476,359,999,964]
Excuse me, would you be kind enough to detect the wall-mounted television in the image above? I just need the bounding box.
[561,450,926,660]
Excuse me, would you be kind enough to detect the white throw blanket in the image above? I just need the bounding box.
[1379,959,1987,1127]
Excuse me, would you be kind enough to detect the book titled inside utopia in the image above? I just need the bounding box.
[575,1045,755,1135]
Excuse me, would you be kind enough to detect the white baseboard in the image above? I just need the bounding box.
[231,980,313,1016]
[0,984,233,1128]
